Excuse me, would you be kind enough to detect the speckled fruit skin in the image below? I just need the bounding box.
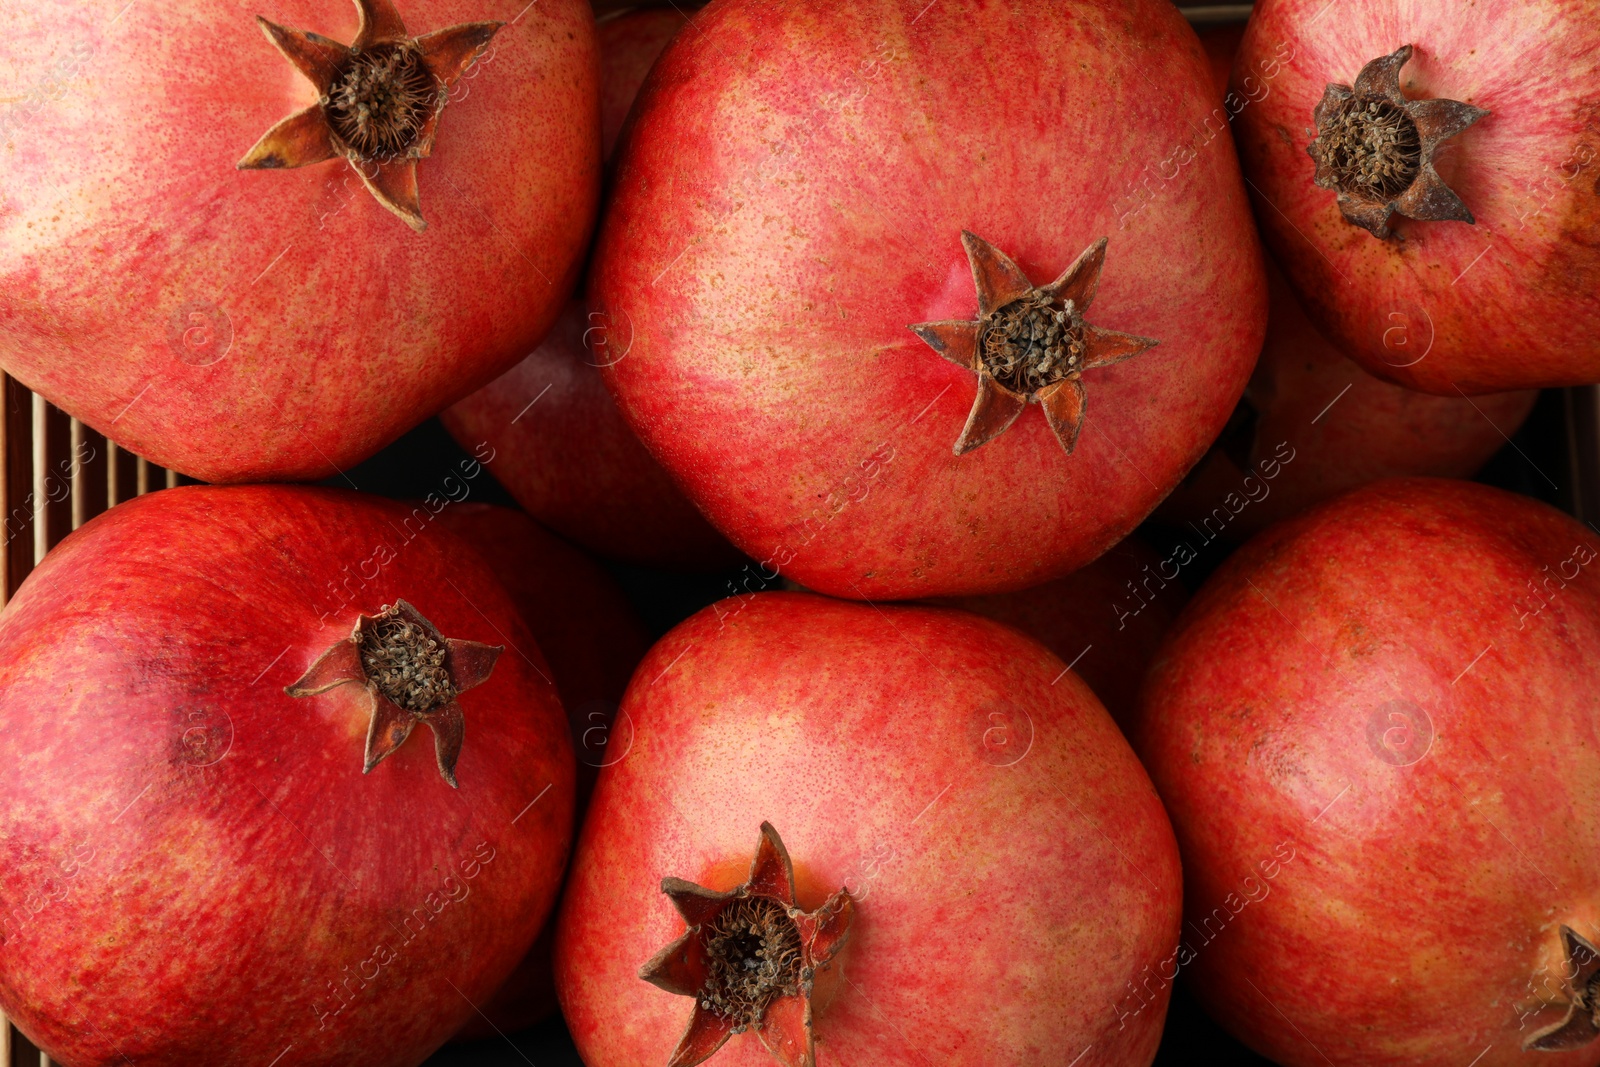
[936,535,1186,731]
[555,592,1182,1067]
[592,0,1266,600]
[0,487,575,1066]
[1134,478,1600,1067]
[442,6,739,569]
[0,0,600,482]
[1232,0,1600,394]
[1157,260,1537,541]
[436,502,650,1038]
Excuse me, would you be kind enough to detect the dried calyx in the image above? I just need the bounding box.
[1525,925,1600,1051]
[910,232,1158,457]
[980,291,1088,395]
[700,896,803,1026]
[358,605,456,713]
[640,823,855,1067]
[1317,97,1421,202]
[326,43,437,157]
[285,599,502,787]
[1307,45,1489,239]
[238,0,503,230]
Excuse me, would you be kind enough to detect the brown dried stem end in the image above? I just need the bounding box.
[699,896,804,1030]
[327,42,438,158]
[1306,45,1489,239]
[1318,97,1421,202]
[357,605,457,713]
[979,291,1087,395]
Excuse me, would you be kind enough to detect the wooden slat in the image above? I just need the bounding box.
[0,372,8,611]
[0,378,11,1046]
[1566,386,1600,524]
[31,392,46,566]
[136,456,149,497]
[107,439,120,508]
[69,419,86,531]
[1178,3,1254,23]
[165,467,177,490]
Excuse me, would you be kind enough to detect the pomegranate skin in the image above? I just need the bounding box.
[936,535,1186,731]
[592,0,1266,599]
[435,502,650,1039]
[1232,0,1600,394]
[434,503,650,791]
[1135,478,1600,1067]
[1157,261,1537,540]
[555,592,1182,1067]
[0,487,575,1066]
[0,0,600,482]
[441,300,739,569]
[597,6,691,159]
[442,6,739,569]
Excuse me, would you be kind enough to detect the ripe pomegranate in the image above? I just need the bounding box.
[555,592,1182,1066]
[435,502,649,803]
[0,0,600,482]
[435,501,650,1038]
[1156,261,1538,541]
[442,6,736,568]
[1135,478,1600,1066]
[935,535,1187,731]
[0,486,575,1065]
[1231,0,1600,393]
[591,0,1266,599]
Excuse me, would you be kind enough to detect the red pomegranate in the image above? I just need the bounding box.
[1135,478,1600,1066]
[555,592,1182,1067]
[442,5,736,569]
[1231,0,1600,394]
[935,534,1187,731]
[0,486,575,1065]
[0,0,599,482]
[1156,260,1538,541]
[591,0,1266,599]
[435,501,650,1038]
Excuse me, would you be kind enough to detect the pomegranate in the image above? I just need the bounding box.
[435,501,650,1038]
[1135,478,1600,1066]
[935,535,1187,731]
[0,486,575,1065]
[434,502,649,803]
[590,0,1266,599]
[441,5,737,569]
[555,591,1182,1066]
[1231,0,1600,394]
[0,0,600,482]
[1156,260,1538,542]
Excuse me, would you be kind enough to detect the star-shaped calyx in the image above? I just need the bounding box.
[238,0,503,231]
[285,600,503,787]
[1307,45,1489,240]
[640,823,855,1067]
[910,232,1158,456]
[1525,925,1600,1051]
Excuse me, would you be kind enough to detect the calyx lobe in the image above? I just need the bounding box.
[1307,44,1488,239]
[285,599,502,787]
[1526,925,1600,1051]
[239,0,503,230]
[640,823,855,1067]
[910,232,1158,457]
